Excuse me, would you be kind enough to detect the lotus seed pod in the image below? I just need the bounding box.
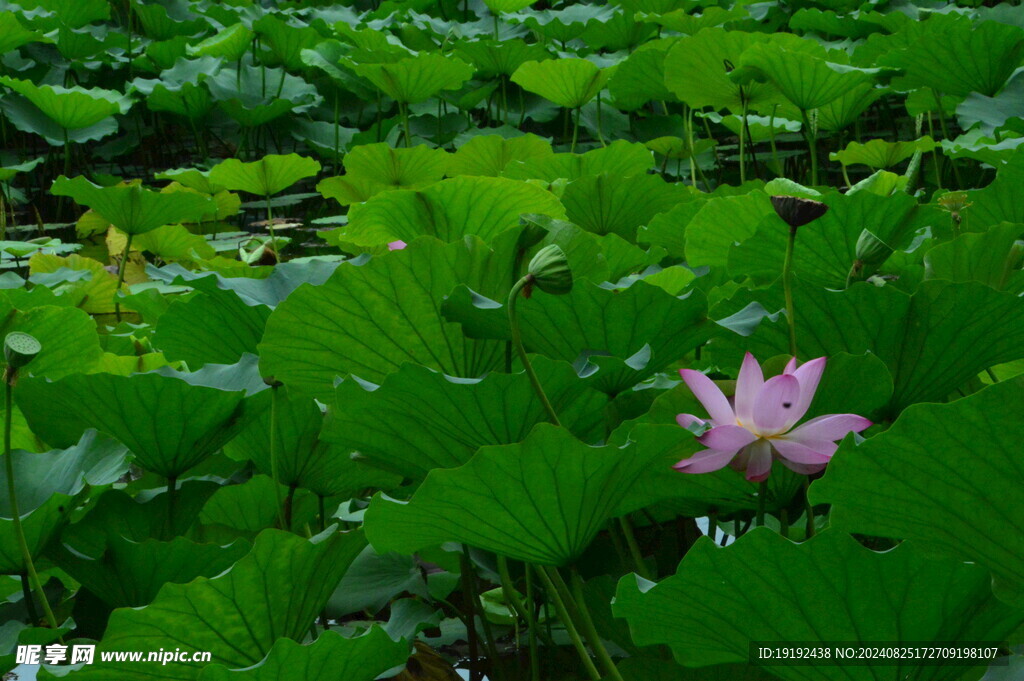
[770,195,828,229]
[4,332,40,370]
[527,244,573,296]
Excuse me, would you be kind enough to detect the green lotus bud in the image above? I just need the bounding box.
[527,244,573,296]
[854,229,893,267]
[4,332,40,370]
[770,195,829,229]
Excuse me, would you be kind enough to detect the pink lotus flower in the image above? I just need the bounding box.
[674,353,871,482]
[387,240,407,251]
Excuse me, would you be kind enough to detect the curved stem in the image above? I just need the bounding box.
[738,100,747,184]
[571,107,580,153]
[782,226,798,359]
[536,566,601,681]
[618,516,650,580]
[564,567,626,681]
[507,276,561,427]
[800,109,818,186]
[114,232,134,323]
[5,379,61,635]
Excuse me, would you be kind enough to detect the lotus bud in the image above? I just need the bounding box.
[527,244,573,296]
[4,332,40,370]
[770,195,828,230]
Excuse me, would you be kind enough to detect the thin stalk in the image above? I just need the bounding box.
[800,109,818,186]
[20,572,39,624]
[931,89,962,188]
[925,112,942,191]
[757,480,767,527]
[401,102,412,148]
[318,495,327,532]
[803,477,815,538]
[508,276,561,426]
[268,384,286,530]
[684,105,698,187]
[782,225,798,358]
[5,380,61,635]
[535,566,601,681]
[525,565,540,681]
[618,516,650,580]
[565,568,626,681]
[265,196,279,260]
[738,101,747,184]
[164,475,178,539]
[571,107,580,153]
[114,232,134,322]
[460,550,482,681]
[595,95,605,147]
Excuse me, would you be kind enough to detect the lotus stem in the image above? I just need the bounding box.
[800,109,818,186]
[268,384,286,530]
[930,89,962,189]
[5,377,61,635]
[400,102,412,149]
[803,477,815,538]
[768,105,782,177]
[114,232,134,322]
[536,566,601,681]
[571,107,580,153]
[567,566,626,681]
[265,195,279,260]
[739,101,747,184]
[757,480,767,527]
[460,549,482,681]
[782,225,798,358]
[618,516,651,580]
[507,276,561,427]
[164,475,177,539]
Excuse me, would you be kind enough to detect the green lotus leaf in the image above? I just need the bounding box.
[16,372,248,479]
[923,222,1024,292]
[0,95,118,146]
[55,535,251,608]
[259,234,517,398]
[685,191,775,268]
[580,9,657,52]
[198,627,409,681]
[209,154,321,198]
[483,0,536,13]
[321,358,606,480]
[224,390,399,498]
[0,430,129,573]
[317,143,448,205]
[727,189,929,287]
[502,140,654,181]
[64,528,367,681]
[447,134,552,177]
[614,530,1023,676]
[812,376,1024,605]
[733,43,881,112]
[51,176,215,235]
[131,0,205,40]
[0,77,130,131]
[664,29,781,113]
[637,6,748,35]
[206,64,321,127]
[147,260,341,307]
[880,17,1024,97]
[516,5,615,44]
[328,175,564,247]
[830,136,936,169]
[0,300,103,378]
[187,22,253,61]
[0,12,45,54]
[17,0,110,29]
[511,58,609,109]
[443,279,715,395]
[365,424,668,566]
[709,280,1024,414]
[608,41,675,111]
[130,56,222,120]
[788,7,892,39]
[956,70,1024,137]
[153,288,271,367]
[353,53,474,105]
[0,156,43,183]
[561,172,693,241]
[815,81,886,132]
[252,13,324,71]
[963,151,1024,229]
[456,39,552,78]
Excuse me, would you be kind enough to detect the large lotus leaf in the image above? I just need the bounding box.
[187,23,253,61]
[153,288,271,367]
[614,530,1023,679]
[503,140,654,181]
[831,136,936,169]
[27,253,122,315]
[511,58,609,109]
[224,390,398,498]
[0,77,130,131]
[815,81,886,133]
[51,176,215,235]
[880,18,1024,97]
[0,12,44,53]
[638,5,748,35]
[17,0,110,29]
[0,299,103,378]
[727,189,927,287]
[580,9,658,52]
[608,41,675,111]
[252,14,324,71]
[0,95,118,146]
[456,39,552,78]
[812,377,1024,605]
[0,430,128,573]
[199,627,409,681]
[709,280,1024,414]
[352,53,473,104]
[734,43,880,112]
[209,154,321,198]
[685,191,775,268]
[259,235,516,398]
[56,535,251,608]
[963,152,1024,230]
[131,0,205,41]
[130,56,222,120]
[923,222,1024,292]
[957,70,1024,137]
[561,172,693,242]
[321,358,606,480]
[343,142,447,187]
[443,279,715,395]
[16,373,248,479]
[147,260,341,308]
[484,0,536,12]
[327,176,564,247]
[664,29,781,113]
[65,528,367,681]
[365,424,667,566]
[517,5,615,44]
[206,65,321,127]
[447,134,552,177]
[637,200,706,258]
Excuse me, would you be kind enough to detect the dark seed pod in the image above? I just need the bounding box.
[770,195,829,229]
